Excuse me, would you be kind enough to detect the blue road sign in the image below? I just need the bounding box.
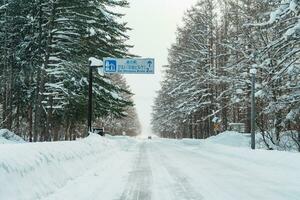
[104,60,117,73]
[103,58,155,74]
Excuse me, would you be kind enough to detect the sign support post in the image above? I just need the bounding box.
[87,58,103,134]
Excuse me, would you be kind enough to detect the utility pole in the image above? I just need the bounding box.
[250,67,257,150]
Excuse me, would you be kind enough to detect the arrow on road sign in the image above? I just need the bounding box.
[147,60,153,68]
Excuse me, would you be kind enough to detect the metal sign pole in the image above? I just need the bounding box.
[87,58,103,135]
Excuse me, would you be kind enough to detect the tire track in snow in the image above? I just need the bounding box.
[151,144,204,200]
[118,143,152,200]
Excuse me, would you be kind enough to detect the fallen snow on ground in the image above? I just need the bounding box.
[179,131,251,149]
[0,129,25,144]
[205,131,250,147]
[0,134,138,200]
[0,132,300,200]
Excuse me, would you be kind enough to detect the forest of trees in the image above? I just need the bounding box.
[152,0,300,151]
[97,74,141,137]
[0,0,141,141]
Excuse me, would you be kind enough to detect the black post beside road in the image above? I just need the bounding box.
[87,59,103,135]
[251,73,256,150]
[88,61,93,133]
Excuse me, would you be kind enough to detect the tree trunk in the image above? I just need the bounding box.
[33,0,45,142]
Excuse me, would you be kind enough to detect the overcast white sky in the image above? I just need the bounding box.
[123,0,198,135]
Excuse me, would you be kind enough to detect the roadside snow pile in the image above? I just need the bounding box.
[180,131,250,148]
[0,129,25,144]
[256,131,300,152]
[181,131,299,152]
[0,134,117,200]
[206,131,250,148]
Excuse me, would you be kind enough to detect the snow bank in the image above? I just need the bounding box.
[180,131,250,148]
[256,131,300,152]
[180,131,299,153]
[206,131,250,148]
[0,129,25,144]
[0,134,116,200]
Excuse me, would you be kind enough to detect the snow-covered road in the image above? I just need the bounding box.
[1,134,300,200]
[40,140,206,200]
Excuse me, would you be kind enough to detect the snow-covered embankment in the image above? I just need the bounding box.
[0,134,115,200]
[0,129,25,144]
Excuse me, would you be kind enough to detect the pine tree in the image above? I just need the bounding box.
[0,0,138,141]
[152,0,299,152]
[248,0,300,149]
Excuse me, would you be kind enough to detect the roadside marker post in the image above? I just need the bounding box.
[250,67,257,150]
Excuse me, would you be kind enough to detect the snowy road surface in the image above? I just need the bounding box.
[1,134,300,200]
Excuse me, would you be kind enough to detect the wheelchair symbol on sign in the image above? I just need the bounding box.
[105,60,117,72]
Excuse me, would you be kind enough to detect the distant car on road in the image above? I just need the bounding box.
[148,136,152,139]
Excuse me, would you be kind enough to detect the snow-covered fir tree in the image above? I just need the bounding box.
[0,0,140,141]
[152,0,300,151]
